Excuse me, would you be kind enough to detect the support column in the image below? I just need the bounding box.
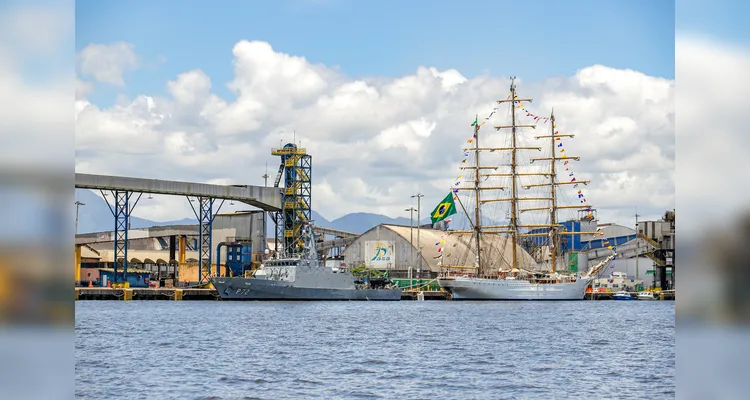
[169,235,176,264]
[179,235,186,264]
[188,196,224,285]
[74,245,82,285]
[101,190,142,283]
[199,198,212,283]
[114,191,129,282]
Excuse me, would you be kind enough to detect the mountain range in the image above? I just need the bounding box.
[74,189,448,236]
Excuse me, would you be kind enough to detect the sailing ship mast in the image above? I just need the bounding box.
[473,116,482,274]
[496,78,568,274]
[509,79,519,273]
[530,106,596,274]
[549,110,559,273]
[489,77,539,275]
[453,78,598,277]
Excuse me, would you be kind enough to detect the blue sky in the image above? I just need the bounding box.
[76,0,675,107]
[677,0,750,44]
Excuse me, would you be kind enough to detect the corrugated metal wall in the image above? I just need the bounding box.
[213,212,265,262]
[343,226,417,271]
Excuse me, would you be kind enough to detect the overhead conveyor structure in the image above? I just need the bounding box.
[271,144,312,257]
[75,173,281,285]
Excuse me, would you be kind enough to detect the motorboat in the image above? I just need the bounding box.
[612,291,635,300]
[637,291,657,300]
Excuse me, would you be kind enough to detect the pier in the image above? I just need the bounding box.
[74,287,673,301]
[585,290,676,300]
[73,287,451,301]
[75,287,219,301]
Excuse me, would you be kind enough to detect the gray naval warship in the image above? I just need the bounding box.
[209,224,403,301]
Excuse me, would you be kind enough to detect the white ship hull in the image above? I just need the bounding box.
[438,276,593,300]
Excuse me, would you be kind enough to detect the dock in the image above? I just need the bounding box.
[585,290,676,300]
[74,287,449,301]
[75,287,219,301]
[401,290,451,300]
[75,287,672,301]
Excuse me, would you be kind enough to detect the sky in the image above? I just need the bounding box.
[2,0,750,395]
[677,0,750,43]
[72,0,680,227]
[75,0,675,107]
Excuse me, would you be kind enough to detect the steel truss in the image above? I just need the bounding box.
[101,190,142,282]
[188,196,225,284]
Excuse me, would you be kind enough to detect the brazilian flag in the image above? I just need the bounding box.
[430,192,457,224]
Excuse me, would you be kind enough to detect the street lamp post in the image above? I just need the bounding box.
[405,206,416,270]
[411,193,424,278]
[75,201,85,234]
[262,162,269,187]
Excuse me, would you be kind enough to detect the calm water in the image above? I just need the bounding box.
[75,300,674,399]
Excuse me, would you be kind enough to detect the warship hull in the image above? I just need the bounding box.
[210,277,403,301]
[438,276,592,300]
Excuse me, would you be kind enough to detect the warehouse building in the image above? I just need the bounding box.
[342,224,537,278]
[75,211,269,285]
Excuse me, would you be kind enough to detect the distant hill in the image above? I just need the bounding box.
[75,189,197,233]
[75,189,435,236]
[326,212,421,233]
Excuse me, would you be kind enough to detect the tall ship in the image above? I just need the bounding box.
[436,77,615,300]
[210,221,403,301]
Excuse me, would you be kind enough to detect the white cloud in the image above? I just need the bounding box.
[0,4,72,167]
[76,78,93,100]
[676,35,750,238]
[0,5,72,56]
[76,42,139,86]
[75,40,676,226]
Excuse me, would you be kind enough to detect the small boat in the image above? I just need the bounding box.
[637,291,657,300]
[612,291,635,300]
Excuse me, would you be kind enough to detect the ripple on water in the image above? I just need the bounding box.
[76,301,674,399]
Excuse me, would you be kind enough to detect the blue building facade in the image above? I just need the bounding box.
[526,221,637,252]
[99,268,151,287]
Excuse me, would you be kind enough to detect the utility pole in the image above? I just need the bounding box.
[75,201,85,234]
[262,163,269,187]
[411,193,424,278]
[405,207,416,268]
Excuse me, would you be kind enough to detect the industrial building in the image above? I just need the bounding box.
[75,211,268,286]
[584,210,676,290]
[341,224,537,278]
[73,148,675,292]
[74,210,354,286]
[76,211,676,289]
